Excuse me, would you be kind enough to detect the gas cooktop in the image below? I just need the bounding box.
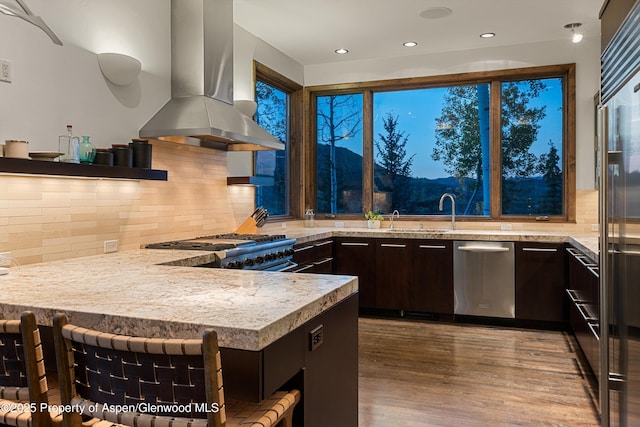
[145,233,289,251]
[146,233,297,271]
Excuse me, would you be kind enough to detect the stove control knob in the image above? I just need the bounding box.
[232,261,244,269]
[264,253,274,262]
[275,251,284,259]
[244,258,254,267]
[284,248,294,256]
[254,256,265,264]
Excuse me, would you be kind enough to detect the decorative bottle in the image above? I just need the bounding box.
[59,125,80,163]
[304,209,315,228]
[79,136,96,164]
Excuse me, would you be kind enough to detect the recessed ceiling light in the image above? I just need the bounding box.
[403,41,418,48]
[480,32,496,38]
[419,7,453,19]
[564,22,583,43]
[335,48,349,54]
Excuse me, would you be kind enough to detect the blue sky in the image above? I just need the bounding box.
[372,79,564,179]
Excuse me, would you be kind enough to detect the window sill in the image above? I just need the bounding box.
[0,157,168,181]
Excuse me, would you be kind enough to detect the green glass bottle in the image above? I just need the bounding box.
[79,136,96,164]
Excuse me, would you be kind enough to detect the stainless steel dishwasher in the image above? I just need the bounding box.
[453,241,515,318]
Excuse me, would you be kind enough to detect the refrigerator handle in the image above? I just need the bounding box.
[599,105,610,425]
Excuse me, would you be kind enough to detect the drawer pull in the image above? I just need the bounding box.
[294,245,314,253]
[341,242,369,247]
[314,240,333,247]
[313,257,333,266]
[418,245,446,249]
[380,244,407,248]
[295,264,315,273]
[576,303,597,322]
[522,247,558,252]
[587,322,600,340]
[565,289,587,303]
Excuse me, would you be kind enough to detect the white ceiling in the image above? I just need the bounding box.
[234,0,604,66]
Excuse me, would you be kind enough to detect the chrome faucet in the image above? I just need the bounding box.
[439,193,455,230]
[389,210,400,229]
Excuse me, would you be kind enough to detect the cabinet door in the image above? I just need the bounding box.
[411,240,453,314]
[334,238,376,308]
[515,242,566,322]
[375,239,412,310]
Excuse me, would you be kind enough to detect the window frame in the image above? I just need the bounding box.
[304,64,576,222]
[253,61,303,220]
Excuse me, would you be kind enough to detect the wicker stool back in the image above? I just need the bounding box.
[52,313,299,427]
[0,311,56,427]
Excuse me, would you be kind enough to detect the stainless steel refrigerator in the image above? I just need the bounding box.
[599,3,640,425]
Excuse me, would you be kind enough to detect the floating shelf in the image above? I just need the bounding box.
[0,157,168,181]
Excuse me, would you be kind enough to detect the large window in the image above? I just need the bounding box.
[316,94,364,214]
[255,80,288,215]
[309,65,575,221]
[253,63,302,217]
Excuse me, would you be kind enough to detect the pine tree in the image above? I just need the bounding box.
[374,112,415,212]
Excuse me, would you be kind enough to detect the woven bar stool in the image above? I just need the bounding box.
[0,311,62,427]
[52,314,300,427]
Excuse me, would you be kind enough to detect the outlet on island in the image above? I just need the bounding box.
[309,324,324,351]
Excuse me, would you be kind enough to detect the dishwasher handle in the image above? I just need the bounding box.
[457,245,510,253]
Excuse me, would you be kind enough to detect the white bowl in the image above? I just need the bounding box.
[4,140,29,159]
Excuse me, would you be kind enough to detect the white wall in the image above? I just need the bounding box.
[304,36,601,191]
[0,0,171,151]
[0,1,598,190]
[0,1,303,174]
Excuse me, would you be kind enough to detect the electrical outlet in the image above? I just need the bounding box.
[309,325,324,351]
[500,223,513,231]
[104,240,119,253]
[591,223,599,232]
[0,59,11,83]
[334,221,344,228]
[0,252,11,267]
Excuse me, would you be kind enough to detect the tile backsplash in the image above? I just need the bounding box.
[1,140,599,266]
[0,141,254,265]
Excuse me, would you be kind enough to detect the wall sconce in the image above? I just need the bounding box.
[235,100,258,118]
[564,22,583,44]
[0,0,62,45]
[97,52,142,86]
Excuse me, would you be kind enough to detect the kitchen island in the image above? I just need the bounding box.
[0,249,359,427]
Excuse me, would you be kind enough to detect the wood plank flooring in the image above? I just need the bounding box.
[358,317,600,427]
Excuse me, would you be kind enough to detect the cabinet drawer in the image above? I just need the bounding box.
[293,239,333,264]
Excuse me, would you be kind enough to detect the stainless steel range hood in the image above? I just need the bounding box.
[139,0,283,151]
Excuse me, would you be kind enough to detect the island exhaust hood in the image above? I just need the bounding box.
[139,0,283,151]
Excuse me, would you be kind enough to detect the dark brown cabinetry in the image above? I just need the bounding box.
[334,237,454,314]
[220,293,359,427]
[411,240,454,315]
[515,242,566,323]
[334,237,376,308]
[375,239,412,310]
[292,239,333,273]
[566,247,600,378]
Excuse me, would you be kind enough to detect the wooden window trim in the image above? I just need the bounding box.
[305,64,576,222]
[253,62,303,219]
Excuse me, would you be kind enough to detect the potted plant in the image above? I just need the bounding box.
[365,211,384,229]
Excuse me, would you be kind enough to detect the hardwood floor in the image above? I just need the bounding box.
[359,317,600,427]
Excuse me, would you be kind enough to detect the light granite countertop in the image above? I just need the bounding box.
[0,249,358,351]
[282,227,599,262]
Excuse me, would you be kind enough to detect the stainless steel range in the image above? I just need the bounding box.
[146,233,297,271]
